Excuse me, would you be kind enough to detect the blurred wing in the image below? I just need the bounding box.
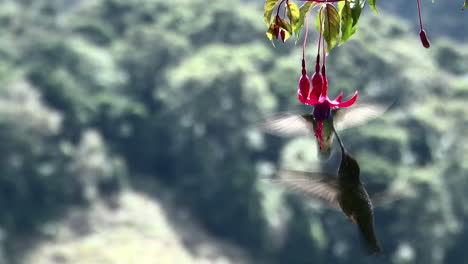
[333,103,389,131]
[260,113,314,137]
[275,169,340,208]
[371,188,410,207]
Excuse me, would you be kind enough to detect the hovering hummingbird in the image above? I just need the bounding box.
[261,103,390,160]
[275,127,383,255]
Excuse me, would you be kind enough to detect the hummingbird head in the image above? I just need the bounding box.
[338,152,361,185]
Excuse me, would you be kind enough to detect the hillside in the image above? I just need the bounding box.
[22,190,252,264]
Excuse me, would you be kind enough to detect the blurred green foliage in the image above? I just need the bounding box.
[0,0,467,263]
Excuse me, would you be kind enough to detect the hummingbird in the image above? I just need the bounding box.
[275,125,383,255]
[261,102,390,160]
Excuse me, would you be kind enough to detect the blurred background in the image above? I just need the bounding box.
[0,0,467,263]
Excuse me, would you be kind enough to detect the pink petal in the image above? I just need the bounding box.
[297,89,307,104]
[310,72,323,100]
[335,91,358,108]
[333,92,343,103]
[298,75,311,102]
[305,94,318,105]
[318,94,329,104]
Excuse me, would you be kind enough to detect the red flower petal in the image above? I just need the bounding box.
[297,89,308,104]
[333,92,343,103]
[305,95,318,105]
[310,72,323,100]
[318,94,328,104]
[335,91,358,108]
[298,75,311,101]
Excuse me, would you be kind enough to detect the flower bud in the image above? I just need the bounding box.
[280,30,286,43]
[310,72,323,102]
[298,74,311,103]
[273,26,280,40]
[419,29,430,48]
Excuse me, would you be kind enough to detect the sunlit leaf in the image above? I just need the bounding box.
[368,0,379,13]
[266,23,277,47]
[351,0,363,27]
[339,0,353,45]
[322,4,340,52]
[287,1,300,36]
[264,0,281,25]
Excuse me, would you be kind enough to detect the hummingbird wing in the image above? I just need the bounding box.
[260,113,314,136]
[274,169,340,208]
[260,103,389,136]
[370,188,410,207]
[332,103,389,131]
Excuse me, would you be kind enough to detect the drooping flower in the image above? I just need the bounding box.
[298,58,311,102]
[416,0,430,48]
[298,63,358,149]
[294,3,357,151]
[419,29,430,48]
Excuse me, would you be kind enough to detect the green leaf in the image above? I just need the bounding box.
[266,23,277,47]
[287,1,301,36]
[322,4,340,52]
[264,0,281,25]
[339,0,353,44]
[351,0,363,27]
[368,0,379,13]
[463,0,468,10]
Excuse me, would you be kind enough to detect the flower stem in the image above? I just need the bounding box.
[302,11,310,60]
[317,5,324,58]
[302,13,310,75]
[276,0,287,18]
[416,0,424,31]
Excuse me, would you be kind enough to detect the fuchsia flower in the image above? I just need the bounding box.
[296,3,357,150]
[297,57,358,149]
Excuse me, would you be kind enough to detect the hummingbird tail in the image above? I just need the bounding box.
[366,241,383,256]
[356,220,383,256]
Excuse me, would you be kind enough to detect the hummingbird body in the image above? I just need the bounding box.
[337,153,382,255]
[275,130,382,255]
